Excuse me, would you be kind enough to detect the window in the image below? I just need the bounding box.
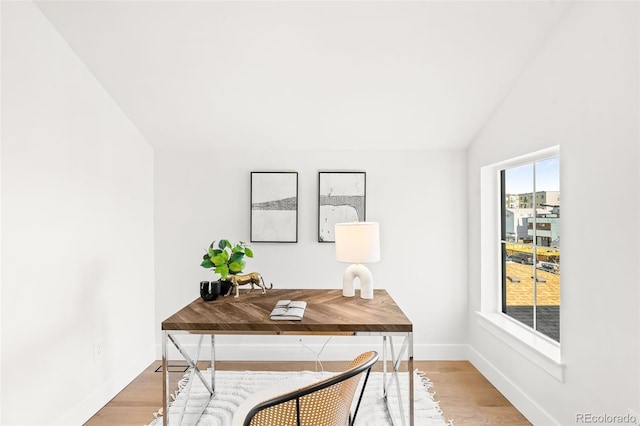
[501,156,560,342]
[476,147,563,380]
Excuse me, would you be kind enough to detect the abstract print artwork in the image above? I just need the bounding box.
[318,172,366,242]
[251,172,298,243]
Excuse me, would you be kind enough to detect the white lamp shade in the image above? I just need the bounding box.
[334,222,380,264]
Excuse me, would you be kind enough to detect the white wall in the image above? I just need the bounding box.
[467,3,639,425]
[1,3,155,425]
[155,147,468,360]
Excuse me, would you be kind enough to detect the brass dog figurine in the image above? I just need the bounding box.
[225,272,273,298]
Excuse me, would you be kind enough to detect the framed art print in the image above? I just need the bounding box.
[318,171,366,242]
[251,172,298,243]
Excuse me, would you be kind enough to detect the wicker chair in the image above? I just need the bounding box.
[237,351,379,426]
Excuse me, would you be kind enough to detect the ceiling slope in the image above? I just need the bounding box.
[35,1,568,151]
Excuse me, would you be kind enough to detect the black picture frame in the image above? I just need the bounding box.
[251,172,298,243]
[318,171,366,243]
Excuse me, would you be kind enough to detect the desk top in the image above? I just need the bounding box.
[162,289,412,334]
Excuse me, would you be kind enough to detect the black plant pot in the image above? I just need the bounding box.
[200,281,220,301]
[219,280,232,297]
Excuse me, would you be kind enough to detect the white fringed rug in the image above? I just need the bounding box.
[148,369,452,426]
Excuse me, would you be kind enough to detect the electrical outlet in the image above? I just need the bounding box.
[93,337,104,361]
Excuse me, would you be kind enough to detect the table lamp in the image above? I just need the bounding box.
[334,221,380,299]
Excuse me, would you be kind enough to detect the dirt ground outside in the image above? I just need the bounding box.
[505,261,560,306]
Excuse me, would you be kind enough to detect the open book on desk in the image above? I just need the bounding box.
[270,300,307,321]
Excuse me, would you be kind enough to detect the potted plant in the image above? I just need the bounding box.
[201,239,254,290]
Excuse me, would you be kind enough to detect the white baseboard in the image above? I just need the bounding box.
[54,350,155,425]
[467,345,559,426]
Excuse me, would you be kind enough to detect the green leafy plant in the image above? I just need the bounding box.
[200,239,253,279]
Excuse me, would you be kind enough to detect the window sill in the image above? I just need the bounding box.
[475,311,565,382]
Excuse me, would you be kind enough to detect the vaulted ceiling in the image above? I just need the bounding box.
[35,1,569,151]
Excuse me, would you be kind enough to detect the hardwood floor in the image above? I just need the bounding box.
[85,360,530,425]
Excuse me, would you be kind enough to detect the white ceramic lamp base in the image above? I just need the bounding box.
[342,263,374,299]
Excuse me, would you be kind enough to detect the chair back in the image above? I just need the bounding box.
[243,351,378,426]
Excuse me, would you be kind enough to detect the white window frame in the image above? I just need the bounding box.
[476,146,565,382]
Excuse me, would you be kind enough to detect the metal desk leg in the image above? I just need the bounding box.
[175,336,205,425]
[409,332,414,426]
[382,334,412,426]
[382,335,388,396]
[210,334,216,394]
[164,333,214,425]
[168,334,214,395]
[163,331,168,426]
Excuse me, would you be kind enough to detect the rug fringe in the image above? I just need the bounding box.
[415,369,433,389]
[152,369,194,421]
[415,369,455,426]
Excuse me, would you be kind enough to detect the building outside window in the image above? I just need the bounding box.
[500,156,560,342]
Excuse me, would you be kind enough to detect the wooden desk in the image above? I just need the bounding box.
[162,289,414,425]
